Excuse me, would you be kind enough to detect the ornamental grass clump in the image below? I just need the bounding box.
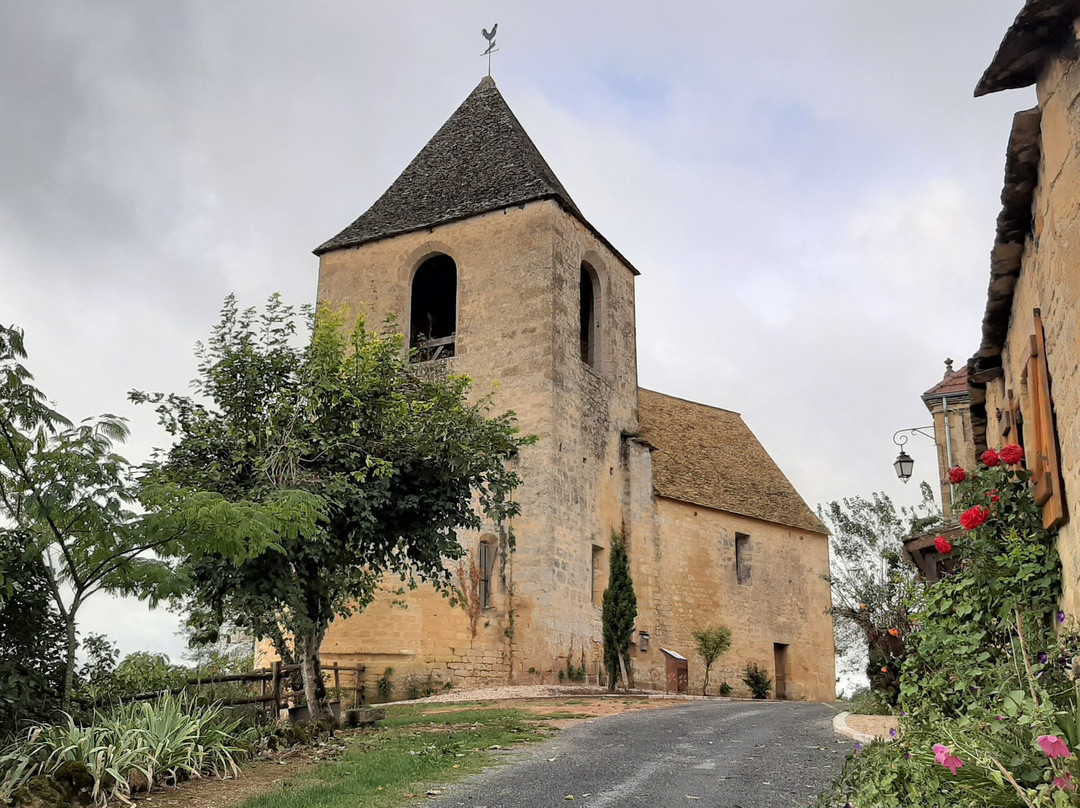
[0,693,246,806]
[817,446,1080,807]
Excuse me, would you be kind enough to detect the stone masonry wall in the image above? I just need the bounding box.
[985,35,1080,616]
[315,199,640,688]
[629,498,835,701]
[925,394,975,515]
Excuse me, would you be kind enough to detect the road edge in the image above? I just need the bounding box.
[832,710,878,744]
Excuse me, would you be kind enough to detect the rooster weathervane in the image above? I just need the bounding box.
[482,24,499,77]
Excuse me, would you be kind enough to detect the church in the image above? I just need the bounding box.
[313,77,835,700]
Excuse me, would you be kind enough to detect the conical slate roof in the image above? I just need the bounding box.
[316,77,590,256]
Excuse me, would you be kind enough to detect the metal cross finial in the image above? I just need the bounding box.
[481,23,499,77]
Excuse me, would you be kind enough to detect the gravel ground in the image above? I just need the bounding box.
[392,684,666,704]
[428,699,848,807]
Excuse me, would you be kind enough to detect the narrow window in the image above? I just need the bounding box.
[591,544,604,606]
[580,263,598,366]
[410,255,457,361]
[478,540,494,609]
[735,533,751,585]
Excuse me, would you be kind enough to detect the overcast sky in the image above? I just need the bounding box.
[2,1,1035,662]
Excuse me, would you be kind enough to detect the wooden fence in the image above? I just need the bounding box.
[100,661,365,714]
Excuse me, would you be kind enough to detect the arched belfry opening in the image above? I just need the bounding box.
[410,254,457,361]
[580,262,599,367]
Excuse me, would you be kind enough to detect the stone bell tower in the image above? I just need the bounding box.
[314,77,645,685]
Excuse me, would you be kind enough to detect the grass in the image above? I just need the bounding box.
[847,688,893,716]
[233,704,584,808]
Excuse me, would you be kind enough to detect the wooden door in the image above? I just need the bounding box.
[773,643,788,700]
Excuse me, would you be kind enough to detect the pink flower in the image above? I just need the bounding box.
[934,535,953,554]
[933,743,964,775]
[1038,735,1074,759]
[1054,772,1076,791]
[1000,444,1025,465]
[981,448,1000,467]
[948,466,967,484]
[960,506,990,531]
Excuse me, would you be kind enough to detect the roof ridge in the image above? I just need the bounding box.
[637,387,742,417]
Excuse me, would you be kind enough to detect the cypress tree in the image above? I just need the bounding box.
[602,532,637,691]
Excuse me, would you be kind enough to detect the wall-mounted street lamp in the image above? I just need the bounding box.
[892,426,935,483]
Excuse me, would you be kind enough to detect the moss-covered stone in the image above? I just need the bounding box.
[11,775,67,808]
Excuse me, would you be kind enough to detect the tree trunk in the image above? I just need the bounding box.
[702,664,710,696]
[297,627,333,723]
[61,613,77,713]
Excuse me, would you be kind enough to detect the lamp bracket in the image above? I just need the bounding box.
[892,426,935,448]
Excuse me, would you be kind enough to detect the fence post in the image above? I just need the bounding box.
[271,661,282,718]
[355,664,364,706]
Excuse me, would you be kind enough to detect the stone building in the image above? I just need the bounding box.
[965,0,1079,612]
[902,362,974,580]
[921,360,977,516]
[312,77,835,700]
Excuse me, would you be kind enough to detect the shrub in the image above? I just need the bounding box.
[742,663,772,699]
[719,682,732,697]
[818,447,1073,807]
[376,668,394,702]
[566,649,588,683]
[691,625,732,695]
[401,671,446,701]
[0,693,246,805]
[848,687,892,716]
[0,537,66,739]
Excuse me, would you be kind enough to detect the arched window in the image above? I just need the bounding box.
[478,537,496,609]
[580,263,599,367]
[410,254,457,361]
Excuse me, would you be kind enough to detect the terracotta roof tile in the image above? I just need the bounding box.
[922,367,969,398]
[637,389,827,535]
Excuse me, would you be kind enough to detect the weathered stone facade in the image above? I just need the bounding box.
[921,362,976,515]
[310,78,835,701]
[970,3,1080,614]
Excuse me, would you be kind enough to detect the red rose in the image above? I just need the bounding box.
[934,535,953,554]
[1000,444,1024,465]
[981,449,1000,467]
[948,467,967,484]
[960,506,990,530]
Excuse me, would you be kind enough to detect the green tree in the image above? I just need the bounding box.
[817,484,941,699]
[133,296,530,721]
[602,533,637,692]
[691,624,731,696]
[0,324,298,711]
[0,535,65,735]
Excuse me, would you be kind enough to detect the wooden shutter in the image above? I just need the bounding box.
[1023,309,1067,530]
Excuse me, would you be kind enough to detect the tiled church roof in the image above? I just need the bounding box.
[316,77,635,267]
[638,389,828,535]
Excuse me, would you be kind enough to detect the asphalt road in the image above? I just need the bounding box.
[430,700,849,808]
